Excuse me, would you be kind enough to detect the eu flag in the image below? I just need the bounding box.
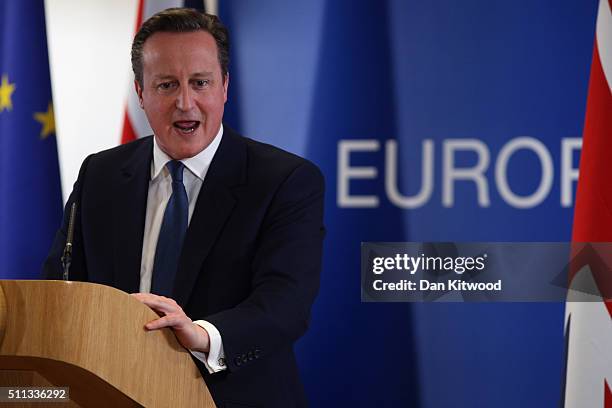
[0,0,63,278]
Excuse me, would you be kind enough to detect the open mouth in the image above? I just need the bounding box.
[173,121,200,134]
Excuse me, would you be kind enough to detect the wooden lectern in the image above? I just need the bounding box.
[0,280,216,407]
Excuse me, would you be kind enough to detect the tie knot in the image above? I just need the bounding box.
[166,160,184,183]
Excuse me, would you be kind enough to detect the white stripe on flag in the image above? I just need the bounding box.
[597,0,612,93]
[204,0,218,15]
[144,0,184,19]
[564,266,612,407]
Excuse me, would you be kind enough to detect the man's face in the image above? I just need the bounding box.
[136,31,228,159]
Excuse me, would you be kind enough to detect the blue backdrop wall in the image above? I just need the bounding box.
[220,1,598,406]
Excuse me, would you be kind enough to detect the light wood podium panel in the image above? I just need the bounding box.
[0,280,216,408]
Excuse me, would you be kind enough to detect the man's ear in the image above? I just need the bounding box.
[134,80,144,108]
[223,72,229,103]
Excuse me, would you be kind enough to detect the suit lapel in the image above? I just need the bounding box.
[113,138,153,294]
[173,128,247,306]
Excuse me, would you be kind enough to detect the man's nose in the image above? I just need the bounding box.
[176,86,195,111]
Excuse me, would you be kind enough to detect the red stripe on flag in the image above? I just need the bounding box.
[573,41,612,244]
[120,0,145,145]
[120,110,137,144]
[572,38,612,312]
[135,0,145,31]
[605,380,612,408]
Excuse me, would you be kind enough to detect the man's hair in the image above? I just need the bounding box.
[131,8,230,86]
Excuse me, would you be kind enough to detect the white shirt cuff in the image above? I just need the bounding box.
[190,320,226,373]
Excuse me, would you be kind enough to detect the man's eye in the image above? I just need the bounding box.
[194,79,209,88]
[157,82,175,90]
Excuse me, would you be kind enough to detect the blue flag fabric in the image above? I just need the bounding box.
[0,0,63,279]
[220,1,421,405]
[299,1,420,406]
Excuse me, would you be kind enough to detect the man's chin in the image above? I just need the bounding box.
[157,129,216,159]
[166,142,209,160]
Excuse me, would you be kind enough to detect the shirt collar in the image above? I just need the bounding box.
[151,124,224,181]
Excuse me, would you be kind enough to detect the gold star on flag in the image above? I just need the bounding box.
[0,74,16,112]
[34,102,55,139]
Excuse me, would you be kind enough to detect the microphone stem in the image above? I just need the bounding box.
[61,203,77,281]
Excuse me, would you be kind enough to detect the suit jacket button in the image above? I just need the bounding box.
[247,351,254,361]
[234,356,242,366]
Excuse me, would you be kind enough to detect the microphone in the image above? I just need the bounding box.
[61,202,77,281]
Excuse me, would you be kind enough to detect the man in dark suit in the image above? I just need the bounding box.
[43,8,324,408]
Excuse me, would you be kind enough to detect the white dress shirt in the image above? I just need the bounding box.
[139,125,226,373]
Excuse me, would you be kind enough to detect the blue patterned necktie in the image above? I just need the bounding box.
[151,160,188,296]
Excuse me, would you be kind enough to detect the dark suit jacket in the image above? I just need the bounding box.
[43,126,325,408]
